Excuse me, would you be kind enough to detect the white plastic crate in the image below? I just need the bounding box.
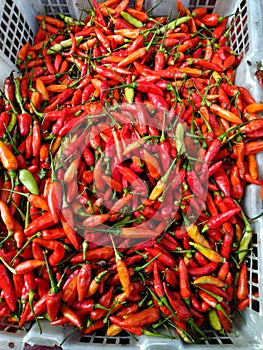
[0,0,263,349]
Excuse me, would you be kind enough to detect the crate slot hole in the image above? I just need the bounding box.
[106,338,118,344]
[221,338,233,344]
[252,246,258,258]
[119,337,130,345]
[252,299,260,312]
[2,13,9,24]
[18,22,24,31]
[252,272,258,282]
[207,338,220,344]
[240,0,246,9]
[79,336,91,343]
[6,0,14,8]
[252,259,258,270]
[93,337,104,344]
[241,8,247,19]
[14,37,19,47]
[208,0,216,6]
[4,47,10,58]
[252,233,257,244]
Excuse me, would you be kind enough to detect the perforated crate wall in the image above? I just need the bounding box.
[0,0,34,66]
[0,1,263,349]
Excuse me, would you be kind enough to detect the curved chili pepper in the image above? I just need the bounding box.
[189,242,224,263]
[33,238,65,266]
[24,212,56,236]
[15,260,45,274]
[203,207,241,231]
[0,264,17,312]
[77,263,92,302]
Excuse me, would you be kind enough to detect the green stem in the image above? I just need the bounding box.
[4,124,20,155]
[133,253,161,272]
[11,232,41,263]
[29,289,42,334]
[0,256,16,274]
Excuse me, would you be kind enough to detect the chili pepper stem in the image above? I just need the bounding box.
[4,124,20,155]
[0,256,16,273]
[11,232,41,263]
[134,253,161,272]
[29,289,42,334]
[0,230,14,247]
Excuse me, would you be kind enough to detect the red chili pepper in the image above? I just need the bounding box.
[76,263,92,302]
[237,297,250,311]
[237,264,249,301]
[178,259,191,302]
[24,212,56,236]
[145,247,175,267]
[0,264,17,312]
[92,0,106,27]
[116,164,148,196]
[212,168,230,197]
[15,260,45,274]
[119,307,160,327]
[188,262,218,276]
[90,285,113,321]
[60,305,82,327]
[163,282,191,321]
[203,207,241,231]
[17,113,32,136]
[26,292,47,321]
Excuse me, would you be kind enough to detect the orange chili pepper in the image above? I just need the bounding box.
[46,84,68,93]
[111,235,130,297]
[30,91,42,113]
[245,103,263,114]
[0,200,15,231]
[210,103,243,124]
[118,47,146,67]
[114,28,141,39]
[36,78,49,100]
[115,0,129,13]
[60,305,81,327]
[186,224,211,249]
[189,242,224,263]
[247,154,258,180]
[237,264,249,301]
[86,270,108,297]
[102,174,123,192]
[0,140,18,170]
[193,275,225,288]
[135,0,144,11]
[143,149,161,179]
[17,42,30,61]
[126,7,148,22]
[35,15,65,28]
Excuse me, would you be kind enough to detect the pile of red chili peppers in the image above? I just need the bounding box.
[0,0,262,343]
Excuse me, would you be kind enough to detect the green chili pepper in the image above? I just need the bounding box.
[19,169,39,195]
[238,211,253,263]
[58,12,85,26]
[14,79,27,114]
[47,36,83,54]
[7,113,17,133]
[158,16,191,34]
[121,12,143,28]
[208,309,222,332]
[124,87,134,103]
[175,123,186,155]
